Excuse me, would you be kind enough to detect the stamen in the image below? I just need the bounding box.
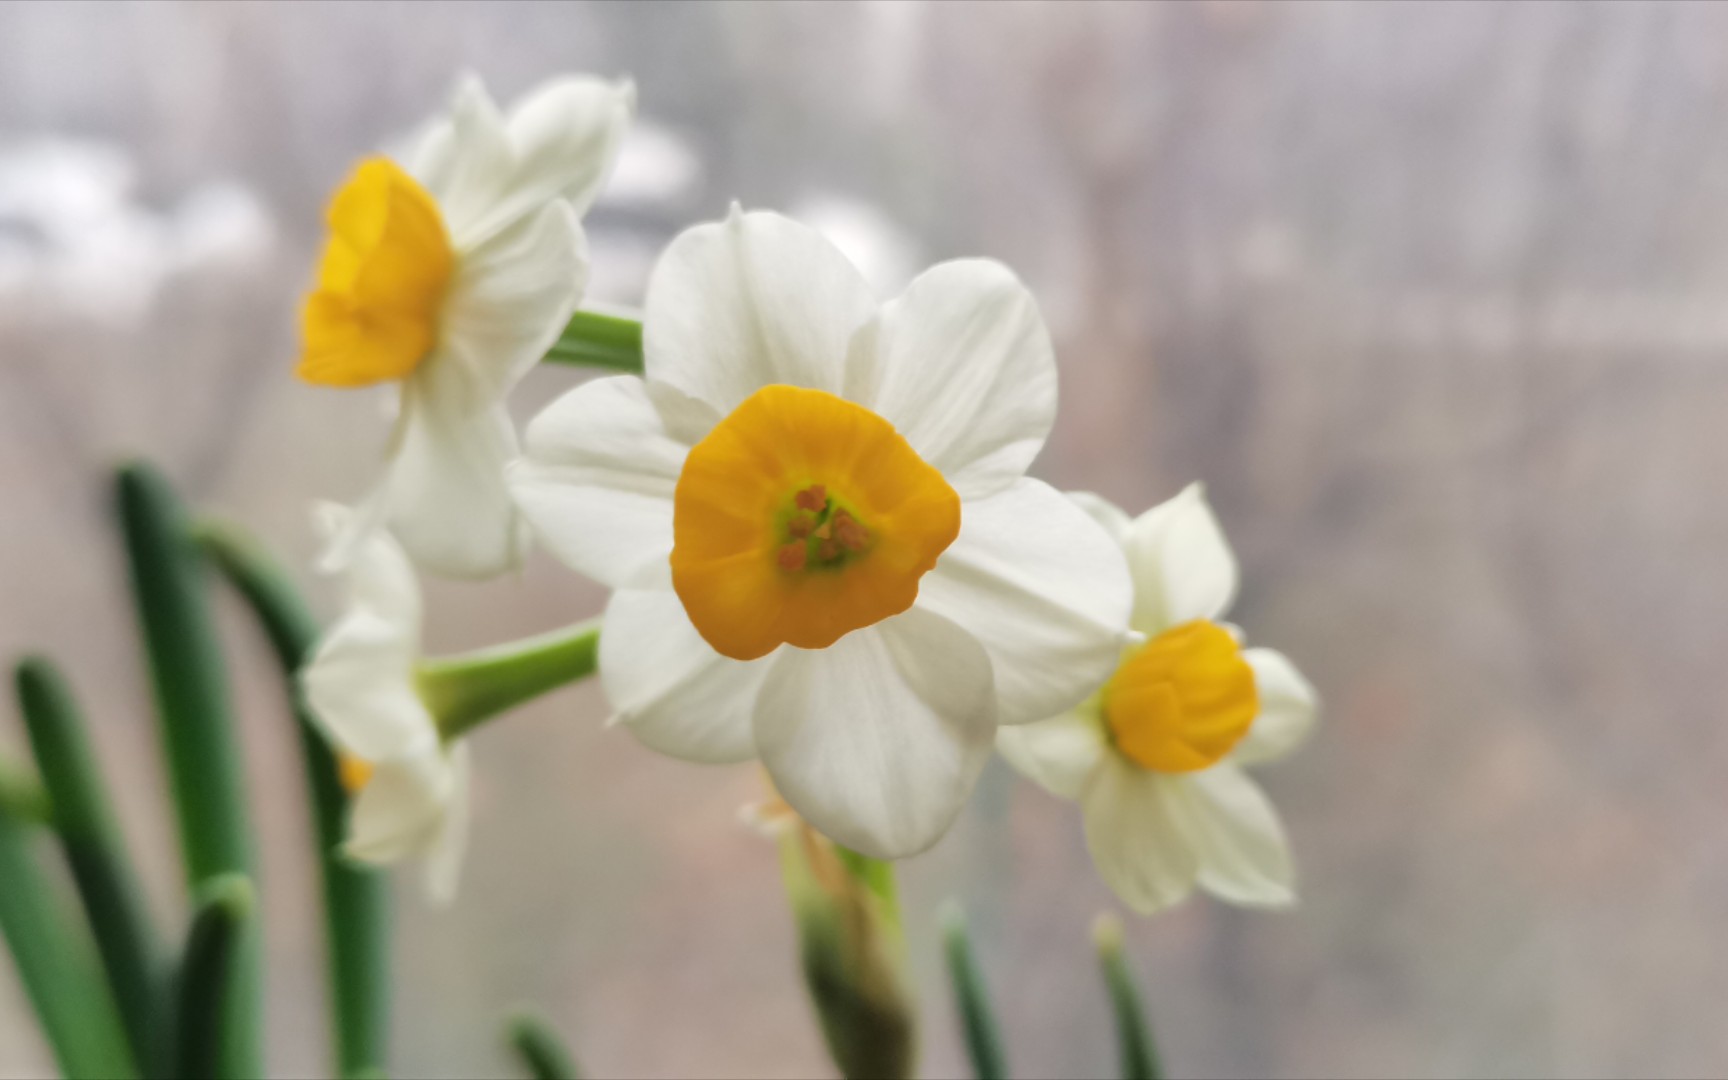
[778,543,808,571]
[787,516,814,539]
[794,484,828,512]
[832,510,870,552]
[818,539,840,561]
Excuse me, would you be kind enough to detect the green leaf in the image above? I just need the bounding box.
[506,1011,583,1080]
[116,462,261,1078]
[0,747,51,825]
[941,904,1008,1080]
[541,308,643,372]
[196,521,391,1079]
[1093,914,1162,1080]
[17,658,167,1077]
[172,875,254,1080]
[0,804,137,1079]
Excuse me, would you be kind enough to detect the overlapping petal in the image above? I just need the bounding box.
[861,259,1056,500]
[996,707,1107,801]
[302,610,433,764]
[754,608,996,859]
[1234,647,1319,767]
[345,747,453,864]
[1081,757,1200,915]
[510,375,689,590]
[1179,764,1295,906]
[599,588,764,764]
[642,208,877,413]
[916,479,1132,725]
[1124,482,1239,634]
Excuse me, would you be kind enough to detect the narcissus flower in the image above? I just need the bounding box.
[998,485,1318,914]
[301,505,470,902]
[300,74,633,579]
[510,209,1132,859]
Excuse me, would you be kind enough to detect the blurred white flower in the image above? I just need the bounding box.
[300,504,470,904]
[510,207,1131,859]
[998,484,1319,915]
[302,74,633,580]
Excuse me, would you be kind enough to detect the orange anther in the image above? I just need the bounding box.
[778,543,808,571]
[794,484,828,512]
[818,539,840,561]
[787,516,814,539]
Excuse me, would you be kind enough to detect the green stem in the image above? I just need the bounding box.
[0,747,51,825]
[506,1011,583,1080]
[17,659,167,1078]
[195,521,392,1080]
[942,904,1008,1080]
[417,619,602,742]
[0,806,136,1080]
[117,462,261,1078]
[1093,915,1162,1080]
[173,876,254,1080]
[541,307,643,372]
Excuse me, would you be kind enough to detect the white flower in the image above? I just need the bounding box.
[509,208,1132,859]
[301,505,470,903]
[998,485,1319,914]
[300,74,634,580]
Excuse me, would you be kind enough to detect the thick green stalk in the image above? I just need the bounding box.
[0,806,136,1080]
[173,876,254,1080]
[541,307,643,372]
[116,462,261,1078]
[1093,915,1162,1080]
[941,904,1008,1080]
[506,1011,583,1080]
[17,658,166,1077]
[417,620,602,742]
[196,521,391,1079]
[0,748,51,825]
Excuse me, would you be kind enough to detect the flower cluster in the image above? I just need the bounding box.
[297,73,1316,915]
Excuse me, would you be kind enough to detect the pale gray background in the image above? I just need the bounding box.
[3,1,1726,1077]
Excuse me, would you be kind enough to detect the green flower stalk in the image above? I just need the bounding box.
[764,802,916,1080]
[1093,914,1162,1080]
[942,903,1009,1080]
[506,1010,584,1080]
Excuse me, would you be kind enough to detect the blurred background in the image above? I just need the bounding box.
[3,1,1727,1076]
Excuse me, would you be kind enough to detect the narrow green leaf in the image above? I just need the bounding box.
[416,619,601,742]
[196,521,391,1078]
[1093,914,1162,1080]
[0,805,137,1079]
[506,1011,583,1080]
[941,904,1008,1080]
[17,658,167,1077]
[173,875,254,1080]
[116,462,261,1078]
[541,307,643,372]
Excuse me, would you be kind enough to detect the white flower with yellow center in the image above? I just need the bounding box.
[301,505,469,902]
[998,485,1319,914]
[299,74,633,579]
[509,208,1132,859]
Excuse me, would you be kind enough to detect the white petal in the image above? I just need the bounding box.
[996,706,1108,801]
[409,75,513,245]
[917,479,1133,726]
[383,381,526,580]
[421,743,471,905]
[753,609,996,859]
[415,75,633,247]
[1124,482,1239,634]
[599,588,764,764]
[344,747,453,864]
[642,208,877,414]
[439,200,588,404]
[1065,490,1132,547]
[500,76,635,219]
[1234,648,1319,767]
[1081,757,1199,915]
[1178,765,1296,907]
[509,376,687,590]
[302,610,436,763]
[860,259,1056,500]
[313,503,422,630]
